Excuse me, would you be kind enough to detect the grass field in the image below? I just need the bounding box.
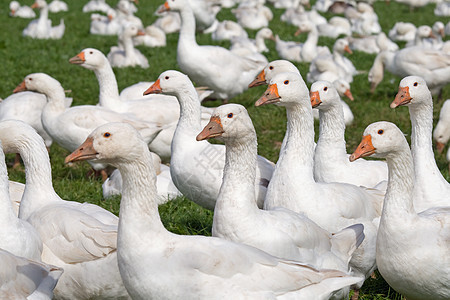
[0,0,449,299]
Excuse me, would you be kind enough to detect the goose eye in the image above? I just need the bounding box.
[378,130,384,135]
[90,51,93,54]
[323,87,328,91]
[103,132,111,138]
[413,82,418,87]
[284,80,289,85]
[227,113,233,118]
[269,66,274,70]
[29,78,33,81]
[165,76,169,80]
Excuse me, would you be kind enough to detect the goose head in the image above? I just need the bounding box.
[0,120,43,154]
[415,25,436,39]
[13,73,62,96]
[390,76,431,109]
[31,0,47,9]
[143,70,193,97]
[158,0,188,13]
[69,48,108,70]
[350,121,408,162]
[432,21,445,38]
[196,104,253,142]
[9,1,19,14]
[256,27,274,40]
[65,122,147,166]
[120,23,145,38]
[295,21,313,36]
[310,80,340,110]
[255,72,309,108]
[333,38,352,55]
[333,79,353,101]
[248,60,299,88]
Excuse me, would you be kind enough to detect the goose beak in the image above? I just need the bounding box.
[349,135,376,162]
[344,45,353,54]
[436,141,445,154]
[344,89,354,101]
[255,84,281,106]
[108,14,113,21]
[137,30,146,36]
[429,31,436,39]
[438,28,445,38]
[391,86,411,108]
[65,137,98,163]
[196,116,224,141]
[310,91,322,108]
[294,28,303,36]
[248,70,267,88]
[13,81,27,93]
[11,9,16,15]
[143,79,162,95]
[31,2,38,9]
[157,1,170,13]
[69,51,85,65]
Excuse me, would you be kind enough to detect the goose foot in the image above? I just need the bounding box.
[86,169,109,181]
[370,272,377,279]
[351,289,360,300]
[13,153,22,169]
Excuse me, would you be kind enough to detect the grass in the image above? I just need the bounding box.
[0,0,449,299]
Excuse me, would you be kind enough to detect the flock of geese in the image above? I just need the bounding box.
[2,0,450,299]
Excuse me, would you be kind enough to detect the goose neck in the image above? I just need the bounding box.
[255,34,268,52]
[123,35,136,59]
[0,152,15,223]
[93,63,122,108]
[42,85,66,112]
[174,87,202,134]
[178,7,198,48]
[38,5,48,24]
[317,103,346,151]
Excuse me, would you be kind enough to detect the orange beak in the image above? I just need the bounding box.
[65,137,98,163]
[344,89,354,101]
[310,91,322,108]
[344,45,352,54]
[255,84,280,106]
[31,2,38,9]
[248,69,267,88]
[391,86,411,108]
[108,14,113,21]
[69,51,85,65]
[137,30,146,36]
[143,79,162,95]
[157,1,170,13]
[196,116,224,141]
[294,28,303,36]
[436,141,445,154]
[13,81,27,93]
[349,135,376,162]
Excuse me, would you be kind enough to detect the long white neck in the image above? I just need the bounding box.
[316,101,347,157]
[123,34,138,61]
[42,84,67,112]
[380,147,416,227]
[301,26,319,61]
[279,102,315,182]
[0,149,16,225]
[93,61,122,108]
[16,132,59,220]
[215,133,259,214]
[117,144,168,248]
[173,85,202,137]
[255,32,269,53]
[378,51,396,75]
[38,5,48,25]
[177,6,198,51]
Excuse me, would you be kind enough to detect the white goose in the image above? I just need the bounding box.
[9,1,36,18]
[197,103,364,283]
[294,20,330,63]
[274,35,303,62]
[133,25,166,47]
[230,27,273,54]
[107,24,149,68]
[405,25,436,48]
[350,121,450,300]
[388,21,417,41]
[161,0,265,100]
[144,70,274,210]
[48,0,68,13]
[0,120,129,299]
[23,0,65,39]
[310,80,388,187]
[347,32,398,54]
[232,3,273,30]
[83,0,111,13]
[211,20,248,41]
[434,99,450,154]
[66,122,362,300]
[368,47,450,95]
[89,9,121,35]
[390,76,450,211]
[256,71,381,287]
[0,248,62,300]
[152,8,181,34]
[316,16,351,38]
[0,139,42,262]
[14,73,161,179]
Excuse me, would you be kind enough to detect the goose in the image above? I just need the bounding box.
[310,80,388,187]
[405,25,436,48]
[390,76,450,211]
[395,0,431,10]
[65,121,362,300]
[23,0,65,39]
[197,103,364,286]
[211,20,248,41]
[230,27,274,54]
[48,0,68,13]
[428,21,446,50]
[274,35,303,62]
[107,24,149,68]
[248,60,354,126]
[316,16,351,38]
[280,5,327,27]
[350,2,381,36]
[255,71,381,288]
[0,140,42,262]
[161,0,265,100]
[14,73,162,179]
[435,1,450,16]
[294,20,331,63]
[349,121,450,300]
[307,38,356,84]
[0,120,129,299]
[0,248,63,300]
[434,99,450,154]
[152,8,181,34]
[89,8,121,35]
[346,32,398,54]
[388,21,417,41]
[368,47,450,95]
[133,25,166,47]
[187,0,221,32]
[232,3,273,30]
[143,70,274,210]
[115,0,143,29]
[9,1,36,18]
[82,0,111,13]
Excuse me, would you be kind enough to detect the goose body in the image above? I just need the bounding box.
[275,35,303,62]
[350,121,450,300]
[144,70,274,210]
[232,3,273,30]
[9,1,36,18]
[434,99,450,154]
[83,0,111,13]
[48,0,68,13]
[317,17,351,38]
[133,25,166,47]
[23,0,65,39]
[89,9,121,35]
[211,20,248,41]
[295,21,331,63]
[152,10,181,34]
[388,22,417,41]
[256,71,381,285]
[311,80,388,187]
[66,122,363,300]
[390,76,450,211]
[0,120,129,299]
[163,0,265,100]
[347,32,398,54]
[197,104,364,284]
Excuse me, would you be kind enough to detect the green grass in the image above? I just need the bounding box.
[0,0,449,299]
